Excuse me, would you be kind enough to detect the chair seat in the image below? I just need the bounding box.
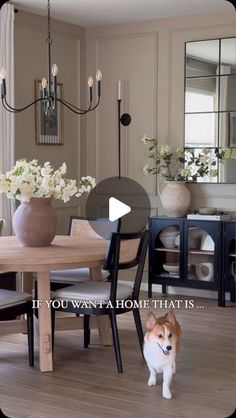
[53,280,132,302]
[50,268,109,284]
[0,289,32,309]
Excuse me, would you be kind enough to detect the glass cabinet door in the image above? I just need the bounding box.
[154,224,182,281]
[185,222,219,288]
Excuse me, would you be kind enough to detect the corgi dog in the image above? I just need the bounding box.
[143,309,181,400]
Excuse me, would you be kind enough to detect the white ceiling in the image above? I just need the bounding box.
[11,0,232,27]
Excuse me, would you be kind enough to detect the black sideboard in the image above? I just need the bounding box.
[149,217,236,307]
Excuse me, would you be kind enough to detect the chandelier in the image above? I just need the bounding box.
[0,0,102,115]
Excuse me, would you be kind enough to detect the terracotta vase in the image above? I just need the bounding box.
[13,197,57,247]
[158,181,191,218]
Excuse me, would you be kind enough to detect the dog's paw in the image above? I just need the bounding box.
[148,376,156,386]
[163,389,172,399]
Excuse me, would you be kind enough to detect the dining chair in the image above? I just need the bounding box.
[0,289,34,367]
[52,230,149,373]
[50,216,120,288]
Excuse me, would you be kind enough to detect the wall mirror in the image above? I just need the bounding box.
[184,37,236,183]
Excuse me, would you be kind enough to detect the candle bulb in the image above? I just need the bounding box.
[41,77,47,99]
[118,80,121,100]
[88,76,93,102]
[96,70,102,98]
[0,67,6,98]
[51,64,58,103]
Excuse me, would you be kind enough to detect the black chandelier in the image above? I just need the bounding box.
[0,0,102,115]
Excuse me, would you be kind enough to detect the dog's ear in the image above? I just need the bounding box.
[166,309,176,325]
[146,311,157,330]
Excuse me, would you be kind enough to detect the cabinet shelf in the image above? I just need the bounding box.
[155,247,179,253]
[155,273,180,279]
[188,250,214,256]
[155,247,214,256]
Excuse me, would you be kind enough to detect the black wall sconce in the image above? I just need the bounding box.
[117,81,131,178]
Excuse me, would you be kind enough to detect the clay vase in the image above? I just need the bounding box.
[158,181,191,218]
[13,197,57,247]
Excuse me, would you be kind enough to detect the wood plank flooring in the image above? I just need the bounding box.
[0,293,235,418]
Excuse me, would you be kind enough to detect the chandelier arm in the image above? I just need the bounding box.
[86,97,101,112]
[57,97,92,113]
[2,98,19,113]
[56,98,91,115]
[3,97,45,112]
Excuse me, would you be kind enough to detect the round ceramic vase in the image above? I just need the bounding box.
[13,197,57,247]
[158,181,191,218]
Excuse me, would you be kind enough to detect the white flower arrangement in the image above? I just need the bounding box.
[0,159,95,203]
[140,134,236,181]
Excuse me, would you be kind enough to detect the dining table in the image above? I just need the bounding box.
[0,235,111,372]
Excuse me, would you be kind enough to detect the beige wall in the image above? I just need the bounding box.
[14,11,86,233]
[85,11,236,216]
[13,9,236,237]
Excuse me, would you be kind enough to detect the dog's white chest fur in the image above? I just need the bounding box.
[143,335,175,371]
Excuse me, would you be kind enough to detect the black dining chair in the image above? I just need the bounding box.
[50,216,120,289]
[0,289,34,367]
[52,229,149,373]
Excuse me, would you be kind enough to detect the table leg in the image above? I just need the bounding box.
[90,266,112,346]
[37,271,53,372]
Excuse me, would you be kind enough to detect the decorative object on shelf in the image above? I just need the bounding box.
[0,159,95,246]
[174,234,180,248]
[35,80,63,145]
[196,262,214,282]
[198,207,217,215]
[158,181,191,217]
[163,262,191,275]
[141,134,236,181]
[187,213,231,221]
[159,226,179,248]
[163,263,179,274]
[0,0,102,118]
[117,80,131,178]
[200,233,215,251]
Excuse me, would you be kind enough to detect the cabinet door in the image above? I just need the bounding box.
[224,222,236,292]
[185,221,220,289]
[150,218,184,284]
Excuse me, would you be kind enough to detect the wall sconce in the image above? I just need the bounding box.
[117,80,131,178]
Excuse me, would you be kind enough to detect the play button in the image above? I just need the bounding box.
[109,197,131,222]
[85,176,151,239]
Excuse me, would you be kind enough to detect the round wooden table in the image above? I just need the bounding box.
[0,235,109,372]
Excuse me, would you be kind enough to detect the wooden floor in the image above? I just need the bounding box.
[0,293,235,418]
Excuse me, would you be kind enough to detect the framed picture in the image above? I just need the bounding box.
[35,80,64,145]
[228,112,236,147]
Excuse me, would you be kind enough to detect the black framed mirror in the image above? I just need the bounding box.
[184,37,236,183]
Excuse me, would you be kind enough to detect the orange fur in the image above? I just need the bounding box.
[146,310,181,356]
